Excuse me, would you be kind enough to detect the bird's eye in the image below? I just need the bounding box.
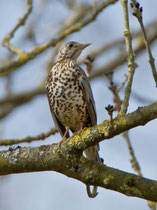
[69,43,73,48]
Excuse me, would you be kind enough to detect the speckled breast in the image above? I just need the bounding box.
[46,61,89,131]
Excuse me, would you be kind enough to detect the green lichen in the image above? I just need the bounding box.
[103,175,114,185]
[68,135,81,148]
[68,128,91,149]
[120,177,142,197]
[124,30,130,36]
[81,128,92,140]
[125,177,136,187]
[113,117,127,130]
[19,54,28,61]
[97,124,109,136]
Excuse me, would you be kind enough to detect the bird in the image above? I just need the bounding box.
[46,41,101,162]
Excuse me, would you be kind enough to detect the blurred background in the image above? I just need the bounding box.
[0,0,157,209]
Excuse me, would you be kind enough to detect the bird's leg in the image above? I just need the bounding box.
[73,123,84,136]
[63,127,69,141]
[58,127,69,148]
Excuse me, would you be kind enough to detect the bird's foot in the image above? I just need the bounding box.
[57,137,66,149]
[74,125,86,136]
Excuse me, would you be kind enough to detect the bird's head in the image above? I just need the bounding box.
[57,41,91,61]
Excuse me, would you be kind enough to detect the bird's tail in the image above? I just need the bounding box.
[84,144,101,162]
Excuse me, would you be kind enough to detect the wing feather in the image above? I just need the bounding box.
[79,68,97,126]
[79,67,100,162]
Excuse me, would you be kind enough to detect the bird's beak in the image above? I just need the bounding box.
[79,43,91,49]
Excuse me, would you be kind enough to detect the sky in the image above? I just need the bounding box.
[0,0,157,210]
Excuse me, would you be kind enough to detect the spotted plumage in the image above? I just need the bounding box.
[46,41,100,162]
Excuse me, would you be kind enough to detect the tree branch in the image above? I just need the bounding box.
[0,140,157,202]
[0,102,157,201]
[123,131,157,210]
[130,0,157,87]
[0,86,45,120]
[123,131,142,176]
[89,20,157,80]
[2,0,33,55]
[0,0,118,77]
[120,0,136,115]
[0,128,58,146]
[0,86,45,106]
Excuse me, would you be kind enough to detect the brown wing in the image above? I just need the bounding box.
[79,67,101,162]
[79,68,97,126]
[46,73,69,138]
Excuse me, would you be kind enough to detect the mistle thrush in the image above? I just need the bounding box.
[46,41,100,162]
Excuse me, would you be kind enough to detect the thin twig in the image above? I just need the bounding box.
[123,131,142,176]
[0,0,118,77]
[130,0,157,87]
[117,74,128,92]
[119,0,136,115]
[45,3,91,74]
[108,77,142,176]
[123,131,157,210]
[0,128,58,146]
[2,0,33,55]
[108,82,122,112]
[89,20,157,80]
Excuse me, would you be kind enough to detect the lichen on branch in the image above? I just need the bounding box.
[0,102,157,201]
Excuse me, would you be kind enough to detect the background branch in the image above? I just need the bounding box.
[2,0,33,55]
[0,0,118,77]
[123,131,157,210]
[0,128,58,146]
[120,0,136,115]
[131,0,157,87]
[0,135,157,202]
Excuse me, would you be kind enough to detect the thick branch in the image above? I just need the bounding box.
[0,102,157,201]
[0,143,157,202]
